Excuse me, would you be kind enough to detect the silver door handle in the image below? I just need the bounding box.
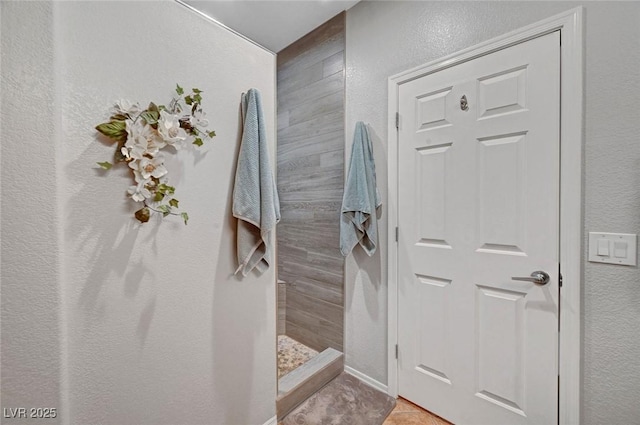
[511,271,550,286]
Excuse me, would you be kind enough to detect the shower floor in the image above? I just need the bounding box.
[278,335,319,378]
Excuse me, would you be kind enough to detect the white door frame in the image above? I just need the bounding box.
[387,8,584,424]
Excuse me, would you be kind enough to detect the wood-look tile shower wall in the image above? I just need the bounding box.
[276,13,345,353]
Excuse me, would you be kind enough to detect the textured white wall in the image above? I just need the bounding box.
[1,2,62,420]
[1,1,277,424]
[345,2,640,424]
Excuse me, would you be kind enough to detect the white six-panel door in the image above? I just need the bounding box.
[397,31,560,425]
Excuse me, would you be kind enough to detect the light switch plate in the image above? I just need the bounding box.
[588,232,637,266]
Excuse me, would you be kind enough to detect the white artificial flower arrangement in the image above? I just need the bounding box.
[96,84,215,224]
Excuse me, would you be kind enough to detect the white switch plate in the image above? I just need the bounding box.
[588,232,637,266]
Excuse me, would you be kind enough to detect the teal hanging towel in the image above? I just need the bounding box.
[232,88,281,276]
[340,121,382,257]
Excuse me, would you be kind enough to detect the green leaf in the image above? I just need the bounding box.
[135,207,151,223]
[147,102,159,112]
[192,88,202,94]
[193,93,202,103]
[153,192,164,202]
[176,84,184,96]
[157,184,175,195]
[158,205,171,217]
[207,131,216,138]
[95,120,127,142]
[192,137,204,147]
[96,161,112,170]
[110,113,128,121]
[169,198,179,208]
[140,110,159,125]
[181,212,189,225]
[184,95,193,105]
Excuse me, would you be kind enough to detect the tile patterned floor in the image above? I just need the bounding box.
[382,397,453,425]
[277,335,319,379]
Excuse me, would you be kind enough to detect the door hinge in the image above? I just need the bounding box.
[559,272,563,288]
[395,227,399,242]
[395,112,400,130]
[395,344,398,359]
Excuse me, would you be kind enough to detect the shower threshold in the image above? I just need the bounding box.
[276,342,343,419]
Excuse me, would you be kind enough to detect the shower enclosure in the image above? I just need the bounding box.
[275,12,346,416]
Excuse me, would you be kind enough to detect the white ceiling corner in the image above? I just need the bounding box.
[183,0,360,52]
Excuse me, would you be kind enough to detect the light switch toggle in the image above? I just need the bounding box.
[597,239,610,256]
[588,232,637,266]
[614,241,627,258]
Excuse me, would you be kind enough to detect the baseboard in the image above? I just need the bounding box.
[262,415,278,425]
[344,365,389,394]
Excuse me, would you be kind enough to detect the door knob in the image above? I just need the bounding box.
[511,271,550,286]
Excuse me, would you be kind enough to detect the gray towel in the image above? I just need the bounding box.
[232,88,280,276]
[340,122,382,257]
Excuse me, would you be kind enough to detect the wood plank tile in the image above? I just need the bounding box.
[277,12,345,67]
[291,276,343,305]
[288,90,344,127]
[277,12,345,356]
[278,230,341,254]
[277,35,343,84]
[287,290,342,318]
[286,305,344,342]
[278,172,343,196]
[279,209,315,222]
[277,153,322,175]
[305,249,344,271]
[278,61,325,95]
[320,149,345,169]
[279,260,342,286]
[278,190,344,203]
[323,50,345,78]
[279,200,343,213]
[279,134,344,158]
[279,254,343,281]
[278,71,344,110]
[278,130,343,160]
[280,241,341,260]
[278,229,341,252]
[278,32,344,82]
[286,322,343,352]
[286,306,344,340]
[277,160,342,184]
[277,110,290,130]
[285,233,340,250]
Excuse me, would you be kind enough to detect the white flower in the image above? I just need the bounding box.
[138,122,166,155]
[158,110,188,150]
[122,120,146,161]
[114,100,141,117]
[190,110,209,128]
[127,180,152,202]
[128,153,168,180]
[123,119,166,159]
[132,170,148,184]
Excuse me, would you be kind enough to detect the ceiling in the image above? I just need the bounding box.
[184,0,360,52]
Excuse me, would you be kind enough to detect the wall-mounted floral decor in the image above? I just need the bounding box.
[96,85,215,224]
